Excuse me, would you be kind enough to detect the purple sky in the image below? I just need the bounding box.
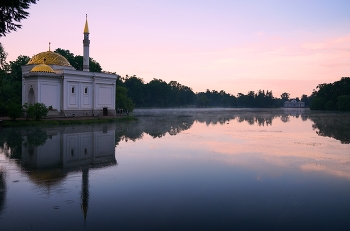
[2,0,350,98]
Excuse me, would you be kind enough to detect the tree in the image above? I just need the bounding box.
[124,75,145,107]
[115,86,134,112]
[0,0,39,37]
[0,53,29,115]
[54,48,76,67]
[337,95,350,111]
[301,94,311,107]
[6,102,22,120]
[0,43,7,114]
[280,92,290,101]
[0,42,7,69]
[8,55,30,82]
[310,77,350,111]
[145,79,171,107]
[54,48,102,72]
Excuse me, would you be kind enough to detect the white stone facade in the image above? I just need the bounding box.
[22,65,117,117]
[284,99,305,108]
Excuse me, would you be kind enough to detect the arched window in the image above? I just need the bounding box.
[28,87,35,104]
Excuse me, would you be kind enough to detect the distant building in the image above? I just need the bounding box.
[284,99,305,108]
[21,15,117,117]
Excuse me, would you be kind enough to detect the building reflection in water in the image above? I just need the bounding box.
[0,108,349,225]
[19,124,117,222]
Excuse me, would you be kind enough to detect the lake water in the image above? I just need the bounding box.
[0,108,349,231]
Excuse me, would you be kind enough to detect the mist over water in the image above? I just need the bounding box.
[0,108,349,230]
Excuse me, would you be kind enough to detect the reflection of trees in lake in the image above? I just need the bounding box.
[309,114,350,144]
[118,109,312,142]
[236,114,275,126]
[0,170,6,215]
[0,128,48,159]
[0,129,23,159]
[23,129,48,147]
[280,115,290,123]
[114,115,194,145]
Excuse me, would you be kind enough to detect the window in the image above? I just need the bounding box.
[72,87,75,94]
[84,87,88,94]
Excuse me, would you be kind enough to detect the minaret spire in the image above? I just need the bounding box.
[83,14,90,72]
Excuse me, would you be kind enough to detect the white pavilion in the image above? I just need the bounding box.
[21,16,117,117]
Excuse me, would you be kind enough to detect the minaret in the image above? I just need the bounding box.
[83,14,90,72]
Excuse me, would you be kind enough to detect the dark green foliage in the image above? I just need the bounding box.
[325,101,337,111]
[6,102,22,120]
[26,103,48,120]
[196,89,237,107]
[280,92,290,101]
[0,0,38,37]
[168,81,196,107]
[54,48,102,72]
[301,94,312,107]
[235,90,274,108]
[8,55,30,81]
[146,79,171,107]
[0,50,29,115]
[310,77,350,111]
[124,75,145,106]
[311,97,326,110]
[337,95,350,111]
[121,74,287,108]
[0,42,7,68]
[115,86,135,112]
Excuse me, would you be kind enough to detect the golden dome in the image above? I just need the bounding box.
[27,51,71,66]
[30,64,56,73]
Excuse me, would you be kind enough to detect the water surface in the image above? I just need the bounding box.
[0,108,349,230]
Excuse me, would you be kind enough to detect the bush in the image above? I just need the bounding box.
[26,103,48,120]
[6,102,23,120]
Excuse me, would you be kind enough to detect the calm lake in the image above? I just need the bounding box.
[0,108,350,231]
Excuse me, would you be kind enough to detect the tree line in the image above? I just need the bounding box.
[3,42,350,119]
[310,77,350,111]
[116,75,313,109]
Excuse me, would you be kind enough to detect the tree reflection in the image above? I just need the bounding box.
[0,170,6,216]
[114,109,311,143]
[310,114,350,144]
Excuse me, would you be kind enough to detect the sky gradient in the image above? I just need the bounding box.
[2,0,350,98]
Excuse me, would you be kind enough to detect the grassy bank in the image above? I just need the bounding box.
[0,116,137,128]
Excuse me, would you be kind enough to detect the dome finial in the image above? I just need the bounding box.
[49,42,51,51]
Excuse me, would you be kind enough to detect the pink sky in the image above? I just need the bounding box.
[1,0,350,98]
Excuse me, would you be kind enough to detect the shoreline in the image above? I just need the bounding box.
[0,115,137,128]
